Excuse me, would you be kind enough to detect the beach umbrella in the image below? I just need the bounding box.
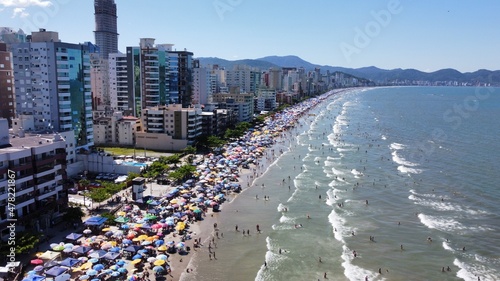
[30,259,43,265]
[86,269,98,276]
[127,275,139,281]
[33,265,44,271]
[117,267,128,273]
[83,229,92,234]
[111,271,121,277]
[109,246,121,253]
[92,264,105,271]
[156,254,168,260]
[141,240,152,246]
[176,242,185,249]
[121,224,130,230]
[154,240,164,246]
[102,227,111,232]
[166,241,175,247]
[115,217,129,223]
[22,275,46,281]
[153,259,165,266]
[152,265,164,273]
[115,260,126,267]
[78,275,89,280]
[88,250,107,259]
[25,270,37,275]
[146,257,157,263]
[130,259,141,265]
[88,258,99,264]
[52,245,65,251]
[132,254,142,260]
[157,245,168,252]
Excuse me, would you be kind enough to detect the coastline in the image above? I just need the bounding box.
[178,88,352,280]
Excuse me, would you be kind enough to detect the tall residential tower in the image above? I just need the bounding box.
[94,0,118,59]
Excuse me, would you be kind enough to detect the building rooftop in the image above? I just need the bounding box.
[0,134,64,154]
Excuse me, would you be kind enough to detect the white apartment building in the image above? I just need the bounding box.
[108,53,128,113]
[192,63,212,105]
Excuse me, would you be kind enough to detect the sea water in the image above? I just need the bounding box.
[186,87,500,281]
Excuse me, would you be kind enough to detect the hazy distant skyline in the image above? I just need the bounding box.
[1,0,499,72]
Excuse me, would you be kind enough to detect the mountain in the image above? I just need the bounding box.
[197,55,500,85]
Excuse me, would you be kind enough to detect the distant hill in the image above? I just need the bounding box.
[197,55,500,85]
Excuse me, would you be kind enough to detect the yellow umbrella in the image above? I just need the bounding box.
[102,227,111,232]
[117,211,126,216]
[137,234,149,241]
[80,262,92,270]
[153,259,165,266]
[146,237,155,242]
[132,238,140,242]
[170,199,178,204]
[157,245,167,252]
[134,224,143,228]
[131,259,142,264]
[176,222,185,231]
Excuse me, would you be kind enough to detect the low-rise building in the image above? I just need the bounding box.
[136,104,202,151]
[93,111,140,146]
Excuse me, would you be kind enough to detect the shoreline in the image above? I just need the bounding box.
[178,88,353,280]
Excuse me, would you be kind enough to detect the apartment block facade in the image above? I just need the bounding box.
[11,29,93,150]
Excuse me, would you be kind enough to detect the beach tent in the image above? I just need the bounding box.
[102,252,120,260]
[39,250,61,260]
[45,266,67,277]
[88,250,107,259]
[123,245,142,253]
[59,257,81,267]
[22,275,45,281]
[84,216,108,226]
[65,233,82,241]
[73,246,92,255]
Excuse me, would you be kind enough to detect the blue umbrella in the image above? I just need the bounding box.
[78,276,89,281]
[152,265,164,273]
[109,246,121,253]
[92,264,105,271]
[115,260,126,267]
[88,258,99,264]
[111,271,121,277]
[155,240,164,246]
[86,269,98,276]
[132,254,142,260]
[138,249,148,254]
[121,224,129,229]
[117,267,128,273]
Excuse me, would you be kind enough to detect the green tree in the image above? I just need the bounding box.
[182,145,196,156]
[100,212,117,226]
[79,179,90,190]
[127,172,140,181]
[62,207,84,223]
[0,232,39,256]
[87,188,109,207]
[168,164,196,183]
[206,135,225,150]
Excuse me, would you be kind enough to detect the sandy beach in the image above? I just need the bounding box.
[17,90,340,281]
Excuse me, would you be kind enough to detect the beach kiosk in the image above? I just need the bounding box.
[132,177,145,202]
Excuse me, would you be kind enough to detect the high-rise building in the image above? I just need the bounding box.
[108,52,128,113]
[192,60,212,105]
[108,39,194,116]
[94,0,118,59]
[0,43,15,126]
[12,29,93,150]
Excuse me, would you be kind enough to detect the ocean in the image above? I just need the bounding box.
[184,86,500,281]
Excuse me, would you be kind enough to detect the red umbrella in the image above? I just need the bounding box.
[151,224,162,230]
[30,259,44,265]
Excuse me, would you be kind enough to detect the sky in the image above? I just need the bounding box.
[1,0,499,72]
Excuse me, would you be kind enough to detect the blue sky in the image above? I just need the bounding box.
[1,0,499,72]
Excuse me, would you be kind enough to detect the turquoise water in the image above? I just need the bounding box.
[187,87,500,281]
